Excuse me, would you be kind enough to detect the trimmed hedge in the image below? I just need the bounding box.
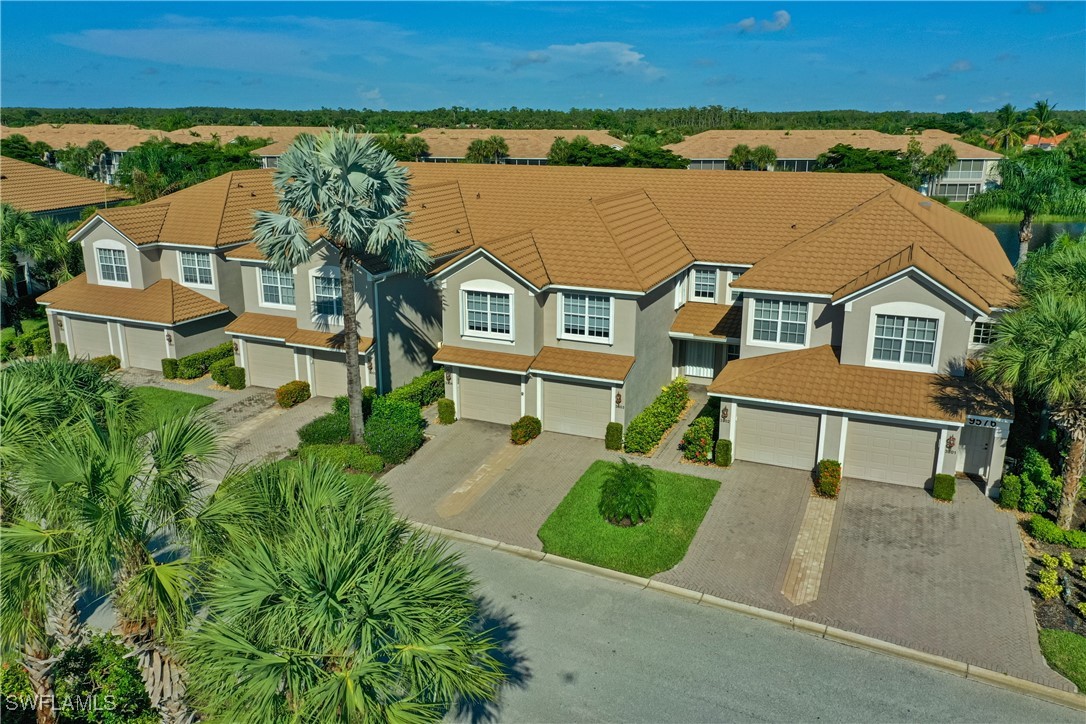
[176,341,234,380]
[209,358,234,386]
[714,439,732,467]
[999,473,1022,510]
[933,473,956,502]
[387,369,445,407]
[54,342,68,360]
[511,415,542,445]
[333,386,377,419]
[31,336,51,357]
[623,378,689,454]
[364,397,425,464]
[1029,515,1086,549]
[225,366,246,390]
[605,422,623,451]
[89,355,120,373]
[298,412,351,447]
[276,380,311,408]
[161,358,179,379]
[681,417,715,462]
[437,398,456,425]
[298,444,385,475]
[815,459,842,498]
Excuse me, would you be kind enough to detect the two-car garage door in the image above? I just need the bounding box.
[844,419,936,488]
[735,405,819,470]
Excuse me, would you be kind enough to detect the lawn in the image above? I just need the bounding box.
[537,459,720,577]
[1,317,48,347]
[1039,629,1086,692]
[132,386,215,429]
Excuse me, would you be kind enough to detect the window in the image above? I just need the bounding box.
[693,269,716,300]
[752,299,807,344]
[97,248,128,283]
[972,321,994,346]
[260,268,295,307]
[313,275,342,317]
[873,314,938,366]
[730,271,745,302]
[726,344,740,361]
[464,290,511,338]
[563,294,611,341]
[179,251,213,286]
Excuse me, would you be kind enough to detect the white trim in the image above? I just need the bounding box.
[38,308,229,328]
[690,268,717,303]
[443,361,530,376]
[556,291,614,346]
[549,284,644,298]
[116,323,129,368]
[536,376,543,419]
[237,338,247,370]
[707,392,961,428]
[936,428,948,477]
[610,385,617,424]
[865,302,944,373]
[70,216,249,253]
[460,284,515,344]
[61,314,74,351]
[306,349,315,386]
[832,268,987,316]
[286,342,371,354]
[309,266,344,325]
[529,368,627,385]
[92,240,133,288]
[293,349,301,381]
[837,416,848,462]
[733,288,831,300]
[452,368,462,418]
[668,332,738,343]
[674,273,689,310]
[163,328,172,358]
[817,413,827,461]
[226,332,288,343]
[107,321,116,356]
[461,279,515,294]
[746,298,810,350]
[257,267,297,311]
[176,249,216,290]
[69,217,133,246]
[520,377,527,417]
[432,248,542,292]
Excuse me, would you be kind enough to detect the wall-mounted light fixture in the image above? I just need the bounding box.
[232,341,239,353]
[445,371,452,383]
[946,435,956,452]
[615,393,623,405]
[721,405,730,421]
[165,332,173,345]
[367,357,374,373]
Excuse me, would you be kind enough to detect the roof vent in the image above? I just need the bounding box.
[790,223,797,229]
[476,193,481,199]
[251,192,256,197]
[455,228,461,234]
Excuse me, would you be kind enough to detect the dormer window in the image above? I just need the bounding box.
[97,248,128,283]
[693,269,716,301]
[730,270,744,303]
[971,321,995,346]
[179,251,213,287]
[873,314,938,366]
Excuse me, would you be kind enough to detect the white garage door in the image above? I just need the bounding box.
[247,340,296,389]
[844,419,937,487]
[459,369,521,425]
[69,317,111,359]
[543,379,610,438]
[125,325,164,370]
[312,350,349,398]
[735,405,819,470]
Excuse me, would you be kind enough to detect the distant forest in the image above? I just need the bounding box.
[4,106,1085,137]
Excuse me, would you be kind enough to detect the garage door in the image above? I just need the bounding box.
[543,379,610,438]
[247,340,296,389]
[68,317,111,359]
[844,419,937,487]
[735,405,819,469]
[459,369,521,425]
[312,350,349,398]
[125,325,163,370]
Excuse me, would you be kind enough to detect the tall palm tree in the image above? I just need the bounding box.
[484,134,509,164]
[728,143,752,170]
[987,103,1028,152]
[179,461,505,722]
[1026,100,1062,142]
[963,152,1086,263]
[750,144,777,171]
[253,129,429,443]
[919,143,958,197]
[982,293,1086,529]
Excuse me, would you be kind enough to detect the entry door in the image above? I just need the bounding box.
[684,341,716,378]
[961,425,992,478]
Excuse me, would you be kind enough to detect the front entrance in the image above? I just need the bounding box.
[684,340,716,378]
[960,424,994,479]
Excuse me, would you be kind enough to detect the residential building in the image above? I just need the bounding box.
[666,129,1003,201]
[1023,132,1070,150]
[411,128,625,165]
[1,124,177,184]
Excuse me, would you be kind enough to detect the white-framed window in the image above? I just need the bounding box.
[464,290,512,339]
[873,314,938,365]
[752,299,807,345]
[259,268,295,308]
[561,293,612,343]
[95,245,129,286]
[311,270,343,318]
[730,270,744,303]
[178,251,213,287]
[693,269,716,301]
[971,321,995,346]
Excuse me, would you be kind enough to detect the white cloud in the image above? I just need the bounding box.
[507,42,664,81]
[732,10,791,34]
[358,87,386,108]
[934,94,947,103]
[918,58,975,82]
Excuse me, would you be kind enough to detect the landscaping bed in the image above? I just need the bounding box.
[537,459,719,577]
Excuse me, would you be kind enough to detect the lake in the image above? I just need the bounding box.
[984,222,1086,266]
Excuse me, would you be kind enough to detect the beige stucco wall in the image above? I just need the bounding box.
[374,270,443,392]
[171,314,233,359]
[440,255,542,357]
[154,247,244,313]
[540,291,637,356]
[738,293,835,360]
[239,264,297,319]
[292,244,375,337]
[80,221,147,289]
[625,278,680,422]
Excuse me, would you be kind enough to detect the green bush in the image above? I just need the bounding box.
[298,444,385,474]
[276,380,311,408]
[333,386,376,419]
[510,415,542,445]
[605,422,623,450]
[598,458,658,526]
[298,412,351,446]
[387,369,445,406]
[681,417,715,462]
[815,459,842,498]
[933,473,956,502]
[1018,447,1061,513]
[12,333,36,357]
[53,633,158,724]
[364,397,425,464]
[209,357,234,386]
[714,439,732,467]
[176,341,233,379]
[89,354,121,373]
[623,377,689,454]
[0,660,33,724]
[161,357,179,379]
[225,366,246,390]
[31,336,51,357]
[438,397,456,424]
[1029,515,1086,548]
[999,473,1022,510]
[54,342,68,360]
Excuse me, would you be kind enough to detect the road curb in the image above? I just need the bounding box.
[417,521,1085,712]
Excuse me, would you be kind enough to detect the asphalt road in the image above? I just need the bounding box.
[450,542,1080,723]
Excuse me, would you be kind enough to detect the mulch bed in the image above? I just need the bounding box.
[1020,501,1086,638]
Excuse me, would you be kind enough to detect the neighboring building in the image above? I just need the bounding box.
[1023,132,1070,150]
[666,129,1003,201]
[412,128,626,165]
[1,124,175,184]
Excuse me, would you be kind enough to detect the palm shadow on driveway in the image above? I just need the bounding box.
[452,596,532,724]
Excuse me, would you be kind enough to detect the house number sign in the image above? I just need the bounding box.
[967,417,998,428]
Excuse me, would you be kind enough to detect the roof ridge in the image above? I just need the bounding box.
[529,231,553,287]
[912,243,993,308]
[212,171,235,246]
[589,193,648,291]
[451,180,476,249]
[832,243,916,297]
[642,189,697,267]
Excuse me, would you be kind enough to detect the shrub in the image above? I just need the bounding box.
[1078,603,1086,619]
[1018,447,1060,513]
[209,357,234,386]
[333,386,377,419]
[161,357,179,379]
[714,439,732,467]
[53,633,157,724]
[225,366,246,390]
[276,380,312,408]
[437,397,456,424]
[89,354,120,372]
[12,333,35,357]
[605,422,623,450]
[623,377,689,454]
[1060,551,1075,569]
[1039,567,1059,586]
[1029,515,1086,549]
[999,473,1022,510]
[681,417,715,462]
[598,458,658,526]
[815,459,842,498]
[933,474,956,502]
[176,341,233,380]
[54,342,68,359]
[387,369,445,406]
[510,415,542,445]
[1041,553,1060,569]
[365,397,425,464]
[298,412,351,446]
[31,336,50,357]
[298,444,385,474]
[1036,581,1063,600]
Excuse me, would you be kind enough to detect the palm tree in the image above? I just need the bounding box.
[728,143,752,170]
[987,103,1029,152]
[963,152,1086,263]
[982,293,1086,529]
[403,135,430,161]
[919,143,958,197]
[1026,100,1062,142]
[750,144,777,171]
[485,135,509,164]
[179,461,505,722]
[253,129,429,443]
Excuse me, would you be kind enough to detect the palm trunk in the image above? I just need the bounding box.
[23,637,57,724]
[1056,433,1084,530]
[47,580,84,650]
[1017,212,1034,265]
[339,248,365,444]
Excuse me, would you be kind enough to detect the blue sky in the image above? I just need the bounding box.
[2,2,1084,112]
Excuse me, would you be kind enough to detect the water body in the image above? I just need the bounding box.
[984,222,1086,265]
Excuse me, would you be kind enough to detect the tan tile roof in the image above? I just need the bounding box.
[286,328,373,353]
[1025,132,1070,146]
[670,302,742,339]
[224,312,298,340]
[415,128,625,159]
[432,344,535,373]
[0,158,130,213]
[178,125,327,148]
[37,273,228,325]
[224,242,267,261]
[1,124,174,151]
[708,345,963,422]
[531,345,635,382]
[665,129,1002,160]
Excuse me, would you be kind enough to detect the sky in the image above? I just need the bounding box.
[1,1,1084,112]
